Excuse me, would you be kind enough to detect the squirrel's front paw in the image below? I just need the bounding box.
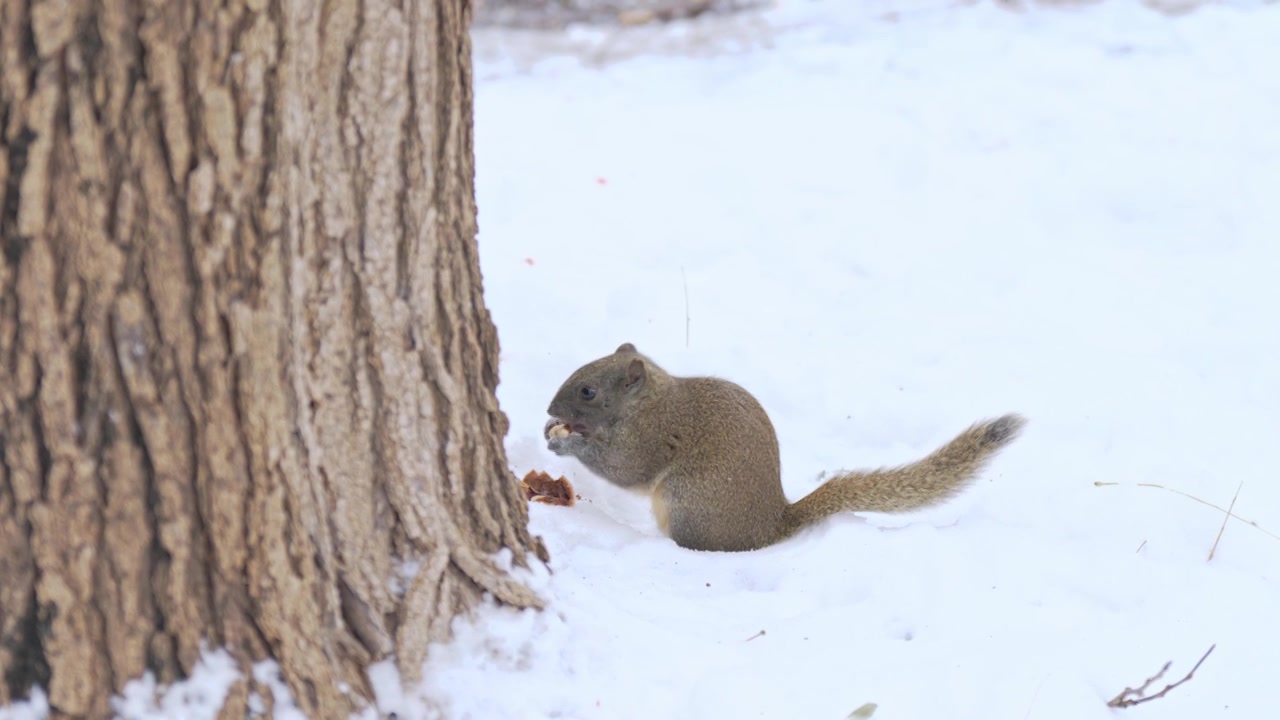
[544,418,571,439]
[544,418,582,456]
[546,434,579,456]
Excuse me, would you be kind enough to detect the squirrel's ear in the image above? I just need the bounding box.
[624,357,646,389]
[615,342,636,354]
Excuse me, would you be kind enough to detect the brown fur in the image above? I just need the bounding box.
[545,343,1026,552]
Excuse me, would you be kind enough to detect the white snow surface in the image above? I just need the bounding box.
[434,1,1280,719]
[2,2,1277,720]
[111,649,240,720]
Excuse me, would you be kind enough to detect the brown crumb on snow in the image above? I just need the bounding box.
[521,470,577,506]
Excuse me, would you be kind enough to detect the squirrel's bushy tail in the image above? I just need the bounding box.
[781,414,1026,536]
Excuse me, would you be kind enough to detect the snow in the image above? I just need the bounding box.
[248,661,310,720]
[0,690,45,720]
[111,648,240,720]
[0,650,317,720]
[445,1,1280,718]
[3,2,1277,719]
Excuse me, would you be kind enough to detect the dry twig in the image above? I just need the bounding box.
[1107,644,1216,708]
[681,267,691,347]
[1208,481,1243,561]
[1095,481,1277,541]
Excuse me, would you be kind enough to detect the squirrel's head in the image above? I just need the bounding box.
[546,343,653,437]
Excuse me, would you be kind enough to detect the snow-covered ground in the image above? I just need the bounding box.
[4,2,1277,719]
[434,1,1280,719]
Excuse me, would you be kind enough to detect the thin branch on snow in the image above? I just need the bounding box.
[1208,481,1244,561]
[1094,481,1278,542]
[1107,644,1216,709]
[681,266,691,347]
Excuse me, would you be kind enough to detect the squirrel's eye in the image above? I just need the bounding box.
[580,386,597,400]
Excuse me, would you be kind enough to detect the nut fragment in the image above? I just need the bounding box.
[520,470,575,507]
[548,423,571,439]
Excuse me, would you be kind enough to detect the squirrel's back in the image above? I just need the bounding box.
[649,377,788,551]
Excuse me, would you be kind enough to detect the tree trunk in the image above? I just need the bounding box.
[0,1,543,717]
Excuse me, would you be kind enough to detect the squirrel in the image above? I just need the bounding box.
[544,343,1026,552]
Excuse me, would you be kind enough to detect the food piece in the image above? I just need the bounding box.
[520,470,575,507]
[548,423,571,439]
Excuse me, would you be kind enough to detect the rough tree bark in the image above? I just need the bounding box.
[0,0,544,718]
